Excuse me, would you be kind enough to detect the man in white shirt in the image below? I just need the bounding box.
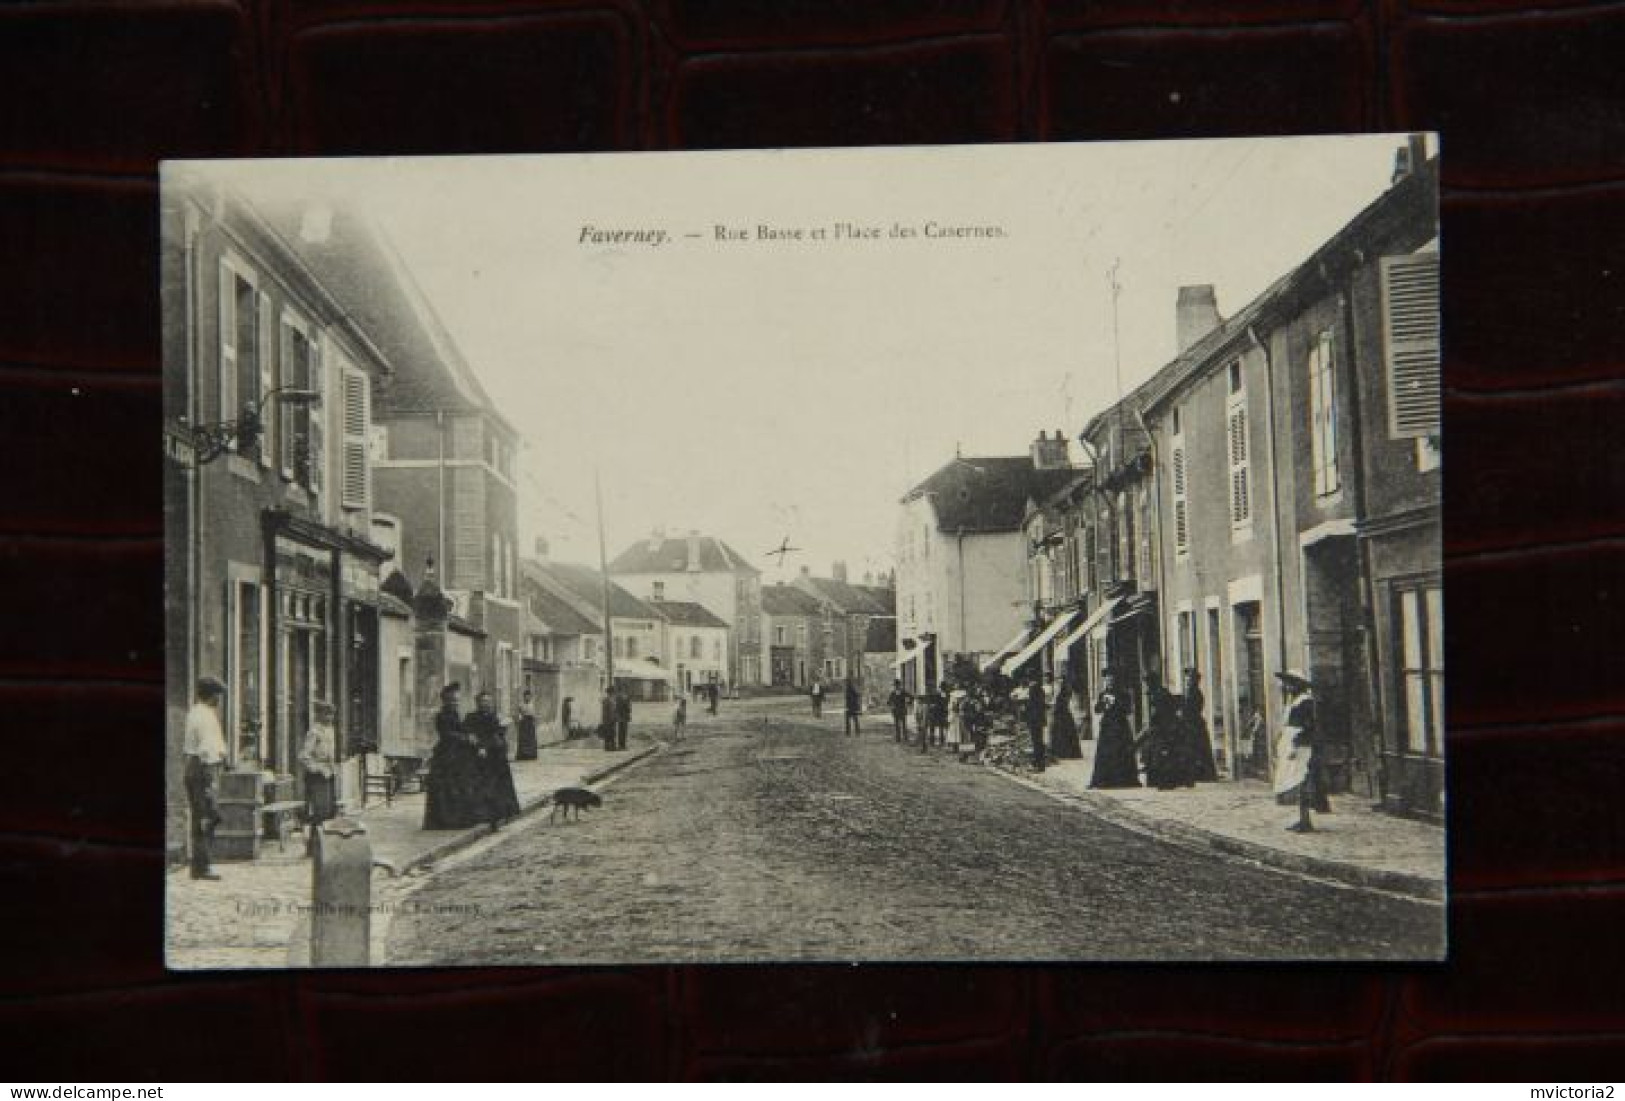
[183,677,228,880]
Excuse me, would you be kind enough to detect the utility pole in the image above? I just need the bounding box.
[595,468,616,691]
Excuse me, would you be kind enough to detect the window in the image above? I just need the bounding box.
[340,361,370,510]
[280,314,318,488]
[775,625,787,645]
[1308,329,1340,497]
[652,581,665,601]
[690,636,701,659]
[1228,361,1242,394]
[1226,382,1251,532]
[626,636,637,659]
[218,259,263,459]
[1176,610,1195,675]
[1396,584,1444,758]
[797,623,807,645]
[1381,251,1442,439]
[1171,418,1189,557]
[713,639,722,661]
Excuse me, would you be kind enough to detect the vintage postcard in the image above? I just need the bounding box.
[162,137,1443,967]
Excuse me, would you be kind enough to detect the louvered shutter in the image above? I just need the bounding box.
[218,262,237,421]
[1228,405,1250,525]
[1381,252,1441,439]
[1172,438,1189,553]
[341,366,369,510]
[257,292,274,468]
[307,339,324,501]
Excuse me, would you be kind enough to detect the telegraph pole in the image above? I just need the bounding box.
[595,469,615,690]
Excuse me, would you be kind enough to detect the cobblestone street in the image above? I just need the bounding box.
[388,697,1444,964]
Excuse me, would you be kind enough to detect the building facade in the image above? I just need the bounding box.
[760,583,827,689]
[608,532,763,689]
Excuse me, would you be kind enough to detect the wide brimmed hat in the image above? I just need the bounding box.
[1275,669,1312,690]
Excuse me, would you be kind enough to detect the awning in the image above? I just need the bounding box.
[1055,596,1125,652]
[979,626,1031,672]
[612,658,676,683]
[1001,608,1081,676]
[893,648,920,669]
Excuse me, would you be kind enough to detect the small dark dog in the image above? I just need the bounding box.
[549,787,603,823]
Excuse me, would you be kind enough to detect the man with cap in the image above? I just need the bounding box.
[182,677,228,880]
[1272,669,1327,832]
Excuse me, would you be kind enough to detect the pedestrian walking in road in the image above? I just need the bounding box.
[425,683,481,830]
[1178,668,1219,782]
[844,679,862,736]
[515,689,539,761]
[299,699,338,831]
[1137,671,1188,790]
[598,688,617,752]
[1022,673,1048,770]
[888,679,912,742]
[1272,669,1329,832]
[183,676,227,880]
[1089,671,1140,789]
[672,696,688,740]
[615,686,632,750]
[927,684,950,749]
[810,680,824,718]
[1048,673,1083,760]
[467,690,521,830]
[561,696,575,739]
[708,681,720,716]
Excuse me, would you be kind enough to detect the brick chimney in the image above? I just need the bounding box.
[1176,285,1221,354]
[832,560,848,583]
[1392,133,1429,184]
[1030,430,1070,471]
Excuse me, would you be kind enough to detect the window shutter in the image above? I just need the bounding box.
[1381,252,1441,439]
[1227,404,1250,525]
[308,339,325,500]
[341,366,369,510]
[218,263,237,421]
[1172,439,1188,552]
[257,292,274,468]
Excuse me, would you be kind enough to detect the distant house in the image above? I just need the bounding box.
[650,600,730,694]
[760,583,827,689]
[792,563,894,691]
[895,437,1074,693]
[519,552,604,735]
[609,531,763,689]
[527,558,674,701]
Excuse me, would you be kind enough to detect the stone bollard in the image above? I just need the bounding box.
[311,817,372,967]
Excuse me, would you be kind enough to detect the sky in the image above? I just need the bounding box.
[208,136,1419,583]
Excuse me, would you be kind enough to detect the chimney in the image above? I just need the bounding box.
[1176,285,1221,354]
[687,531,702,573]
[645,528,664,553]
[1392,133,1429,184]
[1030,430,1070,471]
[832,561,848,583]
[800,565,810,578]
[533,536,550,561]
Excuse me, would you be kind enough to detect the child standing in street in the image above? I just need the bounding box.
[672,695,688,741]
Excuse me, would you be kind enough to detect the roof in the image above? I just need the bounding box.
[522,575,602,636]
[760,583,825,617]
[609,534,761,576]
[795,575,892,615]
[541,560,660,621]
[248,192,517,436]
[652,600,729,629]
[853,584,896,615]
[864,618,898,653]
[901,456,1076,533]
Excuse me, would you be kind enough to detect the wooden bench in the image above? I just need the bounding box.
[260,800,305,853]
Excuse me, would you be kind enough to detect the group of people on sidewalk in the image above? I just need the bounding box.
[423,683,523,832]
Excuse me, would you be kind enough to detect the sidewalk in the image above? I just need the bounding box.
[982,733,1446,901]
[166,730,662,970]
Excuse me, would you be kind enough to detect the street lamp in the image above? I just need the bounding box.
[178,385,322,465]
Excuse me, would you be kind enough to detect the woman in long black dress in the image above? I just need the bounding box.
[1089,671,1141,788]
[1048,673,1083,760]
[1180,668,1219,782]
[466,690,522,828]
[424,683,479,830]
[1138,672,1189,790]
[515,689,539,761]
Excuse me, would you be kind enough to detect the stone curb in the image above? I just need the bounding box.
[990,765,1445,903]
[391,742,663,878]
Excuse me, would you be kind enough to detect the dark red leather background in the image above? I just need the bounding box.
[3,0,1623,1081]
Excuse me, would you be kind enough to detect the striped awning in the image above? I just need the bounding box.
[1001,608,1082,676]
